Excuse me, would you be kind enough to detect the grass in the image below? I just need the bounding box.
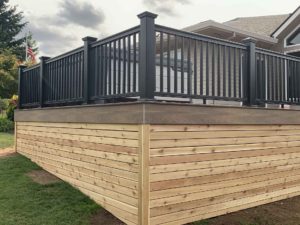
[0,132,14,148]
[0,154,100,225]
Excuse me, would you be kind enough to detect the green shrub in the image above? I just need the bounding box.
[0,99,9,114]
[6,95,18,121]
[0,117,14,132]
[6,104,15,121]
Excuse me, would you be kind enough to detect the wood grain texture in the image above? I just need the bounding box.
[14,102,300,125]
[138,125,150,225]
[16,122,140,225]
[15,120,300,225]
[149,124,300,225]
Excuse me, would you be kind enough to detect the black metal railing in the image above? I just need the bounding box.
[18,11,300,109]
[154,25,248,102]
[256,48,300,104]
[89,26,140,100]
[43,47,84,106]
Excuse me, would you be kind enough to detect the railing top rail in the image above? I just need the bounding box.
[155,24,247,50]
[45,46,84,64]
[256,47,300,62]
[90,25,140,48]
[23,63,40,72]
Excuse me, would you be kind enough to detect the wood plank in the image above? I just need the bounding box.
[138,125,150,225]
[15,102,300,125]
[150,140,300,156]
[150,178,300,217]
[152,189,300,225]
[38,161,138,199]
[19,150,138,190]
[150,158,300,182]
[151,129,300,140]
[19,147,139,181]
[17,129,138,147]
[150,174,300,208]
[18,121,139,131]
[150,146,300,167]
[14,122,17,151]
[38,164,139,207]
[18,138,137,164]
[150,165,294,191]
[18,133,138,154]
[18,125,139,139]
[150,152,300,173]
[150,124,300,132]
[18,142,138,172]
[150,135,300,148]
[150,146,300,166]
[150,168,300,200]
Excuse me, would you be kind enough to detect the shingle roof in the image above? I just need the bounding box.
[223,14,290,37]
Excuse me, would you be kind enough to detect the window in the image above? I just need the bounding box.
[286,27,300,46]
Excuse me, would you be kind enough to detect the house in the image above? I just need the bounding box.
[183,6,300,57]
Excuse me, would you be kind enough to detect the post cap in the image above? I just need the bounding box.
[19,64,27,69]
[82,36,97,42]
[137,11,158,19]
[242,37,257,44]
[39,56,50,61]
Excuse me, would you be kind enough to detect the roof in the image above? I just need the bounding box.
[183,20,277,44]
[224,14,289,36]
[272,6,300,37]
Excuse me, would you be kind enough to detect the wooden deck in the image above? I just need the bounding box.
[14,102,300,225]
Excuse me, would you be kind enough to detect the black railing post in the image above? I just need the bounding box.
[242,38,257,106]
[39,56,50,107]
[138,11,158,100]
[82,36,97,104]
[17,65,27,109]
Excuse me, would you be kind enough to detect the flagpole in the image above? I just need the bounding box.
[25,32,28,62]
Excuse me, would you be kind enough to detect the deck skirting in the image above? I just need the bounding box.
[14,103,300,225]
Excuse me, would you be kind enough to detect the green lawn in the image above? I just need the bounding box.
[0,155,100,225]
[0,132,14,148]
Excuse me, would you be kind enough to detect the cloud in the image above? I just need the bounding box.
[27,22,78,56]
[56,0,105,29]
[21,0,106,57]
[143,0,191,16]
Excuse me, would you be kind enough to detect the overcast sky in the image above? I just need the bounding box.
[10,0,300,57]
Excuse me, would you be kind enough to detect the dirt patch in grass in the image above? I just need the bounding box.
[27,170,61,185]
[91,209,126,225]
[190,195,300,225]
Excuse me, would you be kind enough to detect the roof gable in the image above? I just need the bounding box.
[272,6,300,37]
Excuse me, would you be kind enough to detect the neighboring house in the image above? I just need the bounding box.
[183,6,300,57]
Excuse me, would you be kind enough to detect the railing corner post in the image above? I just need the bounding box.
[39,56,50,108]
[242,37,257,106]
[138,11,158,100]
[82,36,97,104]
[18,65,27,109]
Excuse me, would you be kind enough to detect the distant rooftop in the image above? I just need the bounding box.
[223,14,290,37]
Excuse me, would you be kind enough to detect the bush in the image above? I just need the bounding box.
[6,95,18,121]
[0,99,9,115]
[6,104,15,121]
[0,117,14,132]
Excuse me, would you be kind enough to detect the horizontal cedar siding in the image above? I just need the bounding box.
[16,121,139,225]
[149,124,300,225]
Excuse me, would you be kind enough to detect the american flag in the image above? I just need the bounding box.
[26,44,36,62]
[25,33,36,62]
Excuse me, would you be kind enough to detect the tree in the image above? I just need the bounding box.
[0,0,35,61]
[0,49,18,98]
